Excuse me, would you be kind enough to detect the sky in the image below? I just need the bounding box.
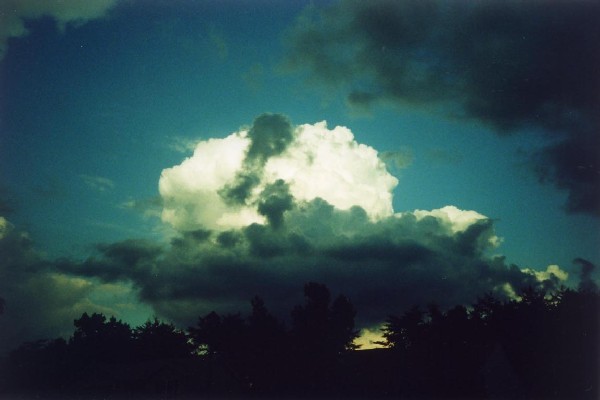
[0,0,599,353]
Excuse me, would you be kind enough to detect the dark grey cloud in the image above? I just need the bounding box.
[0,0,119,59]
[216,230,243,248]
[0,217,115,354]
[246,113,294,164]
[219,172,261,206]
[0,193,583,352]
[219,113,295,205]
[535,132,600,215]
[284,0,600,215]
[257,179,295,229]
[57,239,163,283]
[574,257,598,293]
[49,199,567,329]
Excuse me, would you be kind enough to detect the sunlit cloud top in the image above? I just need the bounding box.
[159,115,398,232]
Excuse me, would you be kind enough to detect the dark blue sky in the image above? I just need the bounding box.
[0,0,598,352]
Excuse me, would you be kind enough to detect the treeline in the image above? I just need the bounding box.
[0,284,598,400]
[377,287,599,399]
[0,282,358,399]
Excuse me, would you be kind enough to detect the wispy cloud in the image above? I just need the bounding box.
[208,26,228,60]
[425,148,464,166]
[119,196,163,219]
[166,136,200,154]
[381,148,414,170]
[80,174,115,192]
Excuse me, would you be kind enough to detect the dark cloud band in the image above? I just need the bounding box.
[51,200,568,328]
[284,0,600,215]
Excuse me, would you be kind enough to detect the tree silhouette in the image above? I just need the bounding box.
[291,282,332,355]
[2,283,597,399]
[189,311,251,394]
[330,294,360,352]
[70,312,133,364]
[381,305,425,351]
[380,286,599,399]
[6,338,70,396]
[246,296,287,393]
[291,282,359,354]
[289,282,359,395]
[189,311,221,356]
[189,311,248,357]
[133,318,192,361]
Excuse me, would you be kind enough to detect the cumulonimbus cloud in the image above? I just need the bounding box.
[71,115,571,327]
[159,114,398,231]
[0,114,589,352]
[283,0,600,216]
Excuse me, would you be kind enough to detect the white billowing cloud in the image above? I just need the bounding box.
[497,282,520,300]
[522,264,569,283]
[266,122,397,220]
[159,132,262,231]
[2,113,566,341]
[159,121,398,231]
[412,205,487,233]
[167,136,202,154]
[411,205,501,247]
[0,0,119,58]
[499,264,569,301]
